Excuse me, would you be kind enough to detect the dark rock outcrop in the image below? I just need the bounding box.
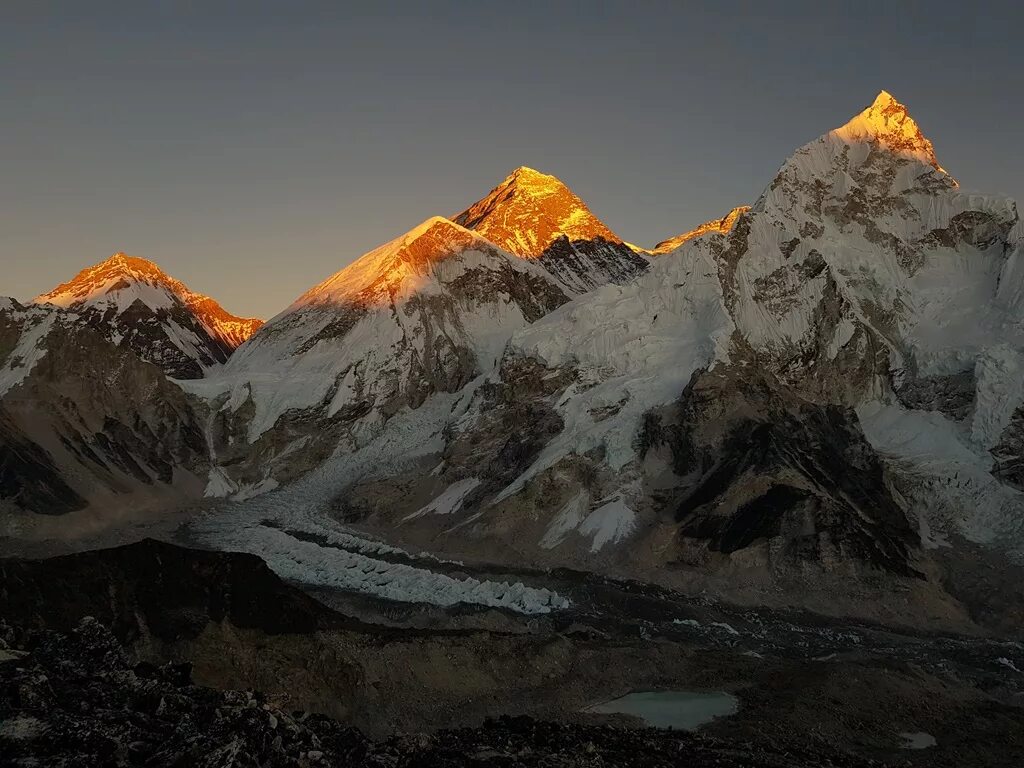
[991,404,1024,490]
[645,366,921,578]
[895,369,976,421]
[0,538,345,643]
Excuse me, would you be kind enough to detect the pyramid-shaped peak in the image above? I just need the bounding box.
[872,90,900,108]
[833,90,944,171]
[863,90,916,124]
[454,167,623,258]
[32,253,262,349]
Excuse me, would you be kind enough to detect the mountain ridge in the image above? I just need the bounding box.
[644,205,751,255]
[289,216,507,309]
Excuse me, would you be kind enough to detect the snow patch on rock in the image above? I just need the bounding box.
[578,496,637,552]
[540,491,590,549]
[405,478,480,520]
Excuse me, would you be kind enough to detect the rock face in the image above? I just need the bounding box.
[454,166,650,293]
[34,252,262,379]
[644,365,920,578]
[0,299,208,516]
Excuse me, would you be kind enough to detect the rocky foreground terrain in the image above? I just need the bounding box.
[0,617,886,768]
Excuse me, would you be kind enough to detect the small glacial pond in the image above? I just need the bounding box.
[899,732,937,750]
[584,690,739,730]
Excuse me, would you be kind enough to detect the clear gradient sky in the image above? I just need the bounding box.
[3,1,1022,319]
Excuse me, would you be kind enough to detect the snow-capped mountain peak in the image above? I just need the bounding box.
[501,166,569,199]
[35,252,175,311]
[33,252,263,378]
[453,167,623,257]
[453,167,649,294]
[833,90,945,172]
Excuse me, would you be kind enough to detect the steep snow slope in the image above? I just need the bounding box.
[189,216,568,495]
[34,253,263,378]
[453,167,649,293]
[0,299,57,398]
[733,91,1018,378]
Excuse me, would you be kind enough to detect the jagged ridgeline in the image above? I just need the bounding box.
[2,91,1023,625]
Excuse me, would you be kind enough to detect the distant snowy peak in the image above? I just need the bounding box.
[647,206,750,255]
[33,252,263,378]
[833,90,945,172]
[292,216,513,309]
[36,253,179,311]
[35,252,263,348]
[454,167,649,294]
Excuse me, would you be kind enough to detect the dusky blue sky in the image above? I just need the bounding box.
[3,1,1022,318]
